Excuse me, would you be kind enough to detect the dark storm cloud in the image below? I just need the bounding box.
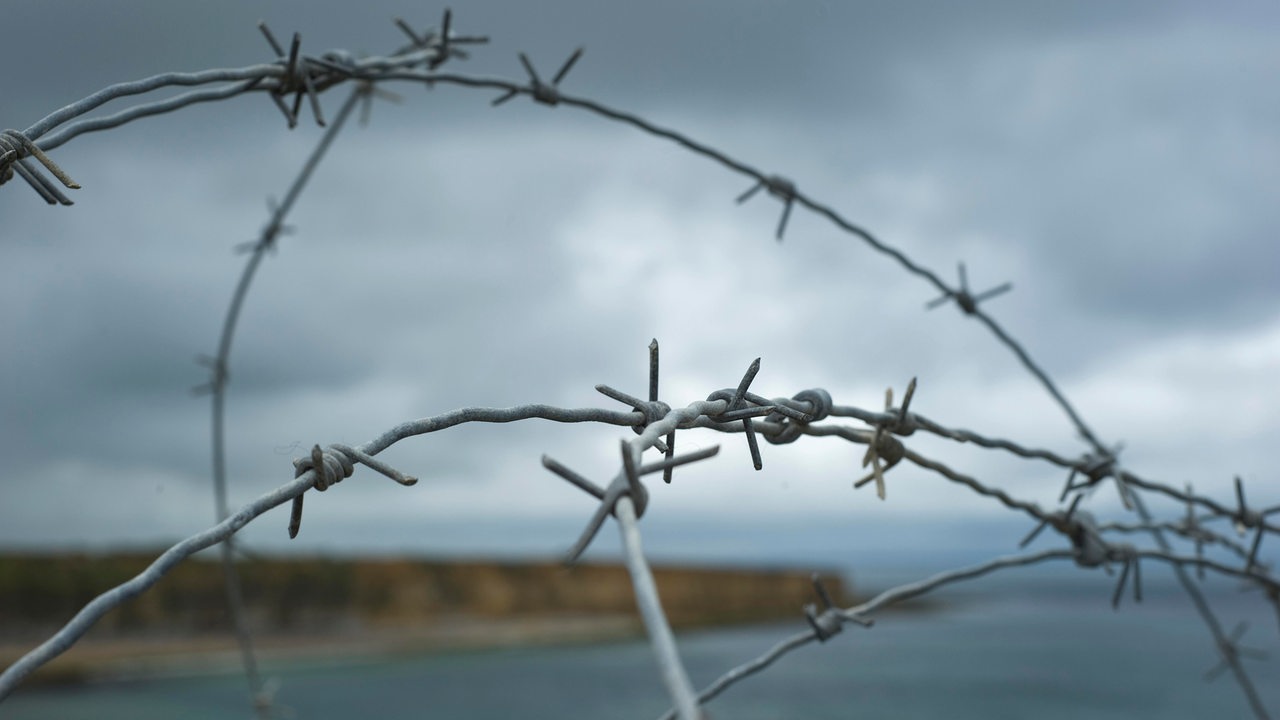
[1,1,1276,564]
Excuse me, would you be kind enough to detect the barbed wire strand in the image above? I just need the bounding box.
[0,394,771,703]
[185,20,463,718]
[657,549,1093,720]
[0,403,644,700]
[1132,491,1273,718]
[195,85,364,719]
[616,496,701,720]
[487,70,1274,715]
[1,393,1273,708]
[817,402,1280,536]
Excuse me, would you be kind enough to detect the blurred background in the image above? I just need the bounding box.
[2,0,1278,571]
[1,1,1277,717]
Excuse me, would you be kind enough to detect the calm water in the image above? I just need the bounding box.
[6,573,1278,719]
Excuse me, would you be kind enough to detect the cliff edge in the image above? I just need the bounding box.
[0,551,852,686]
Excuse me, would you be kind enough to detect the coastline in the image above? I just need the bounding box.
[4,592,945,690]
[1,552,950,690]
[3,614,643,688]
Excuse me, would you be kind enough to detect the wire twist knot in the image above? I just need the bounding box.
[596,383,673,454]
[288,443,417,538]
[1052,506,1111,568]
[258,24,351,128]
[803,574,868,641]
[1043,505,1143,608]
[765,389,832,445]
[293,445,355,491]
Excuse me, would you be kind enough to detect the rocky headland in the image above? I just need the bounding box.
[0,551,857,686]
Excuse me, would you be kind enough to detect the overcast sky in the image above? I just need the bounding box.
[1,1,1277,584]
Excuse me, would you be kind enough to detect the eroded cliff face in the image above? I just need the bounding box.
[0,552,851,640]
[339,560,849,629]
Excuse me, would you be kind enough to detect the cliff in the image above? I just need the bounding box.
[0,552,850,638]
[0,551,851,684]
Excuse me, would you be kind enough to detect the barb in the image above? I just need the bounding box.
[1233,476,1269,571]
[0,129,80,205]
[1205,622,1270,683]
[853,378,915,499]
[545,388,725,565]
[259,23,357,128]
[491,47,584,106]
[925,262,1013,315]
[804,573,862,641]
[545,443,650,565]
[736,174,797,240]
[1060,443,1131,509]
[394,8,490,70]
[705,358,773,470]
[288,443,418,538]
[594,385,671,455]
[649,339,677,483]
[1109,546,1143,610]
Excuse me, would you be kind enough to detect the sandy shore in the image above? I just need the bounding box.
[2,614,642,688]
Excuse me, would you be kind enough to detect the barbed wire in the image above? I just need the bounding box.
[2,8,1276,720]
[196,84,368,719]
[1,383,1275,705]
[1,379,1274,711]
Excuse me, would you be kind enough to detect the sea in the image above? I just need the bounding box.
[5,569,1278,719]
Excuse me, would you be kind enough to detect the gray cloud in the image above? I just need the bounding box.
[1,1,1277,574]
